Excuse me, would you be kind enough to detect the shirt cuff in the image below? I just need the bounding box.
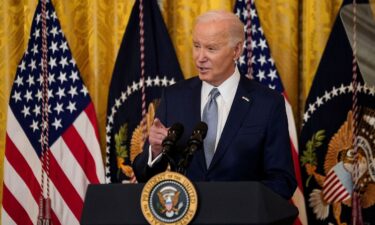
[147,145,163,167]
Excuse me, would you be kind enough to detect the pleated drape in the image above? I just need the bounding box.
[255,0,299,121]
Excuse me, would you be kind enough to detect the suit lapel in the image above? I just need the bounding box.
[189,78,202,131]
[208,77,254,170]
[188,79,207,171]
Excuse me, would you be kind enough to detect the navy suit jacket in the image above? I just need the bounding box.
[133,75,296,199]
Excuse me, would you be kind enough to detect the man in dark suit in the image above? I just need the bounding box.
[133,10,296,199]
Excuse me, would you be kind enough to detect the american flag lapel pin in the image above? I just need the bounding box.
[242,96,250,102]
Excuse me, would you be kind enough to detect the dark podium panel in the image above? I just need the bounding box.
[81,182,298,225]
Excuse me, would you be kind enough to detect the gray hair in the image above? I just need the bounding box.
[195,10,245,47]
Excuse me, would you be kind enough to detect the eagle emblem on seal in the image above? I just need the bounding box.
[157,186,184,218]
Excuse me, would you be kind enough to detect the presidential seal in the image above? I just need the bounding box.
[141,171,198,225]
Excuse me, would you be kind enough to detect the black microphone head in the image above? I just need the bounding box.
[193,121,208,139]
[169,122,184,140]
[162,123,184,154]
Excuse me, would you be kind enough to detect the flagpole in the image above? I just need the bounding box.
[139,0,148,144]
[245,0,253,79]
[38,0,52,224]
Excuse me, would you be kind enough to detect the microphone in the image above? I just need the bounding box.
[177,122,207,174]
[186,121,208,154]
[161,122,184,155]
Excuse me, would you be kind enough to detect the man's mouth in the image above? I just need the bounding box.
[198,67,210,73]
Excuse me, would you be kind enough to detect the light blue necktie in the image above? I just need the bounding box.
[202,88,220,168]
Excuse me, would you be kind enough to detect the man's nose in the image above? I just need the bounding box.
[197,49,207,62]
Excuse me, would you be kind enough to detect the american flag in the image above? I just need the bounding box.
[234,1,307,225]
[323,162,353,204]
[1,1,105,224]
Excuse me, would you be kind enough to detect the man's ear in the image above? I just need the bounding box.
[233,41,244,61]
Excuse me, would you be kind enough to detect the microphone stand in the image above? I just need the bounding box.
[173,121,207,175]
[162,148,178,172]
[160,123,184,172]
[177,138,202,175]
[177,149,190,175]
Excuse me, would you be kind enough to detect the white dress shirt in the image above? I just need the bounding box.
[200,67,240,151]
[147,67,241,166]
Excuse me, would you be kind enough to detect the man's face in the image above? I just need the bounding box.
[192,20,241,86]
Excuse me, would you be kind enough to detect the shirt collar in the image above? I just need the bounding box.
[201,66,240,103]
